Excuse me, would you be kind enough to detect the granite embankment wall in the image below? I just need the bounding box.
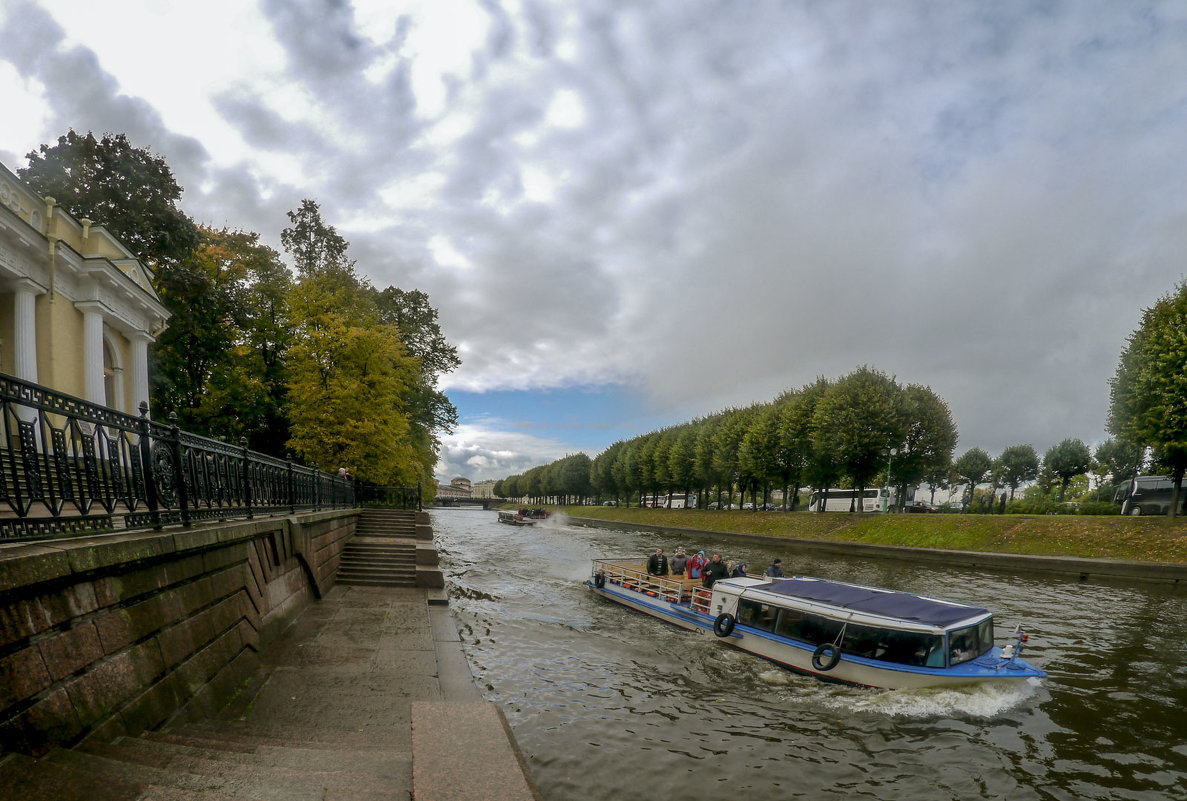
[569,517,1187,586]
[0,509,356,755]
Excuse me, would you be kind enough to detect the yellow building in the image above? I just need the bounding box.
[0,161,169,415]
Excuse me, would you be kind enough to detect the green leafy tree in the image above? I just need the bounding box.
[1093,438,1144,488]
[667,424,698,506]
[1108,280,1187,517]
[953,448,994,507]
[811,367,903,511]
[995,444,1040,500]
[740,403,780,508]
[893,384,958,509]
[20,130,200,269]
[780,378,831,509]
[1043,438,1093,503]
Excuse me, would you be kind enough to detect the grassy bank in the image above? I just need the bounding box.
[550,506,1187,564]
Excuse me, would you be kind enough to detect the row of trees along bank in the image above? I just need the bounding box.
[497,276,1187,517]
[497,367,958,510]
[20,131,459,488]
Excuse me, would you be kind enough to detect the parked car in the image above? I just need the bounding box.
[905,501,938,513]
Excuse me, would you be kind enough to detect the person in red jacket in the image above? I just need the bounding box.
[688,550,707,580]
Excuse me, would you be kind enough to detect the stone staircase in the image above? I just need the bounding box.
[0,681,414,801]
[336,509,419,588]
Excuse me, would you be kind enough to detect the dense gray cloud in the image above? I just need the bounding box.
[3,0,1186,483]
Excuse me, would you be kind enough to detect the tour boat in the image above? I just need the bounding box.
[586,557,1046,690]
[497,508,550,526]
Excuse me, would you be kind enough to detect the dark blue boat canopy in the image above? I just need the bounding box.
[760,578,989,628]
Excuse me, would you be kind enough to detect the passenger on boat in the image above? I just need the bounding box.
[670,548,688,576]
[731,562,748,578]
[764,559,784,578]
[702,554,728,588]
[646,548,669,576]
[688,551,707,580]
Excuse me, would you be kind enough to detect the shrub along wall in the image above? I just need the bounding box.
[0,509,355,755]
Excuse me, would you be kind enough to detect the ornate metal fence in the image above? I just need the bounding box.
[0,373,357,541]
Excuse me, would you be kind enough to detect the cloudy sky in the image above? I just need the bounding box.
[2,1,1185,482]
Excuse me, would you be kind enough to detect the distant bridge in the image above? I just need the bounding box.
[432,496,497,510]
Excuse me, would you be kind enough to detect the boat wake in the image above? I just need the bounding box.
[752,666,1040,718]
[821,677,1040,719]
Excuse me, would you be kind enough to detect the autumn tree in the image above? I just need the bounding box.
[282,202,425,484]
[1108,280,1187,517]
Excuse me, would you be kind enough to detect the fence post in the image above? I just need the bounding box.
[313,463,321,511]
[241,437,253,520]
[286,453,295,514]
[137,402,162,530]
[417,481,422,511]
[168,412,190,527]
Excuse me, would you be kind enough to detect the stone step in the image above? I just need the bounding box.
[173,720,412,751]
[79,740,403,800]
[339,555,417,567]
[339,553,416,563]
[336,576,417,587]
[45,748,328,801]
[411,702,537,801]
[109,735,410,776]
[0,751,150,801]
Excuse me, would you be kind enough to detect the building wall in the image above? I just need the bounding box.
[0,161,168,415]
[0,510,356,755]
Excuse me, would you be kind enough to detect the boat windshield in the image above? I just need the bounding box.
[948,618,995,665]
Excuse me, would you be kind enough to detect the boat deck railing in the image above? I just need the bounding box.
[593,557,707,605]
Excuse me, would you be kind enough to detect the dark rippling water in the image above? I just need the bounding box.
[430,509,1187,800]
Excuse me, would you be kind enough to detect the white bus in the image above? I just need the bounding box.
[808,486,916,513]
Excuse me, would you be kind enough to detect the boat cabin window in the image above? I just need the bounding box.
[948,618,994,665]
[770,609,844,646]
[839,623,945,667]
[737,599,779,632]
[770,609,944,667]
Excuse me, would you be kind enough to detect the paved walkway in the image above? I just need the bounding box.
[237,583,539,800]
[1,583,541,801]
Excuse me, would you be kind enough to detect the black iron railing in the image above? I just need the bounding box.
[0,373,358,541]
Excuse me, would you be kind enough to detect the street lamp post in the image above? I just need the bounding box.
[883,447,897,513]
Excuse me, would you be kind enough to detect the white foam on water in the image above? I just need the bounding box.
[820,677,1040,719]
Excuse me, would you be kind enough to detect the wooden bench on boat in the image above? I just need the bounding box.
[593,558,711,610]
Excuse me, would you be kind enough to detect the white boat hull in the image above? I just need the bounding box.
[588,580,1042,690]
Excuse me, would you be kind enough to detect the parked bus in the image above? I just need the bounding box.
[808,486,916,513]
[1114,475,1187,516]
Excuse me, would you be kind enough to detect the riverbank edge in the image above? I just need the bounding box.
[567,516,1187,587]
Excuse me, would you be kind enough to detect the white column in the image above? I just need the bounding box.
[81,305,105,406]
[12,279,40,383]
[129,333,151,417]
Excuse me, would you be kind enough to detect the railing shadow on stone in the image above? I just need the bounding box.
[0,372,364,541]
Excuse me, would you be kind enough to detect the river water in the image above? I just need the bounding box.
[430,509,1187,800]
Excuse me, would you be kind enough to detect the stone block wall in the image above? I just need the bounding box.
[0,509,356,755]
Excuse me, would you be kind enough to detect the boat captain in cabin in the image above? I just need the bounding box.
[646,548,669,576]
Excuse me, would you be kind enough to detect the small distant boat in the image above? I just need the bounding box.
[586,557,1046,690]
[497,508,550,526]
